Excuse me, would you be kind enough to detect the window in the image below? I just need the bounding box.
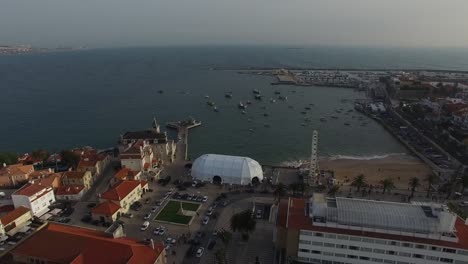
[431,246,441,251]
[388,241,400,246]
[360,247,373,253]
[337,235,348,240]
[383,260,396,264]
[375,239,387,245]
[440,258,453,263]
[413,254,424,259]
[426,256,439,261]
[323,251,334,256]
[314,232,323,237]
[399,252,411,257]
[336,244,347,249]
[324,243,335,248]
[311,241,323,246]
[415,244,426,249]
[458,250,468,256]
[349,246,359,250]
[335,253,345,258]
[347,255,358,259]
[299,240,310,245]
[401,242,412,248]
[359,256,370,261]
[349,236,361,242]
[299,248,310,253]
[362,238,374,243]
[372,258,384,263]
[443,248,456,254]
[324,234,336,239]
[373,248,385,254]
[386,250,396,255]
[301,230,313,236]
[311,250,321,254]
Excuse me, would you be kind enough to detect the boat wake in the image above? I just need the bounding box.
[327,153,407,161]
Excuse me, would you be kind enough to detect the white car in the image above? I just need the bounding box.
[196,247,205,257]
[192,181,198,187]
[202,196,208,202]
[158,227,166,235]
[141,221,150,231]
[202,216,209,225]
[206,209,213,216]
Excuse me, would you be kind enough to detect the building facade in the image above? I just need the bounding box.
[99,180,148,213]
[276,195,468,264]
[55,185,85,201]
[0,163,34,187]
[11,183,55,216]
[62,171,92,190]
[0,206,32,238]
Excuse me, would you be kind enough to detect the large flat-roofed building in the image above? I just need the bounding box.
[276,194,468,264]
[6,222,166,264]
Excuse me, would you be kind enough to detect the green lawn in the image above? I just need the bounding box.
[155,201,200,224]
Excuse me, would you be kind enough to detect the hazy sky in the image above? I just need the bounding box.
[1,0,467,48]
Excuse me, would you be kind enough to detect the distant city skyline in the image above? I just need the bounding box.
[1,0,468,48]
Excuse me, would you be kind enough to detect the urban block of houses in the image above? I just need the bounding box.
[5,222,166,264]
[11,183,55,217]
[93,180,148,222]
[0,206,32,238]
[77,152,111,178]
[55,185,86,201]
[62,170,93,190]
[29,172,62,190]
[0,163,35,187]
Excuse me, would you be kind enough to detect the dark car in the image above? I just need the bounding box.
[87,203,97,208]
[207,240,216,250]
[81,215,92,223]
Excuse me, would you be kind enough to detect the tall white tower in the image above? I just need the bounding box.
[308,130,319,186]
[152,117,160,133]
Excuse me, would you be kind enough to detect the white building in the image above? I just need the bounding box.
[55,185,85,201]
[276,194,468,264]
[11,183,55,217]
[191,154,263,185]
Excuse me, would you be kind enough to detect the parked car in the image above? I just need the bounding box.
[192,181,198,187]
[151,206,158,213]
[158,227,166,235]
[81,215,92,223]
[207,240,216,250]
[212,230,218,236]
[153,227,160,235]
[202,216,209,225]
[206,209,213,216]
[195,231,204,238]
[202,196,208,202]
[196,197,203,202]
[196,247,205,258]
[144,213,152,220]
[141,221,150,231]
[155,201,162,206]
[87,203,96,208]
[145,198,150,204]
[256,210,262,219]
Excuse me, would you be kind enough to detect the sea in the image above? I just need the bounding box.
[1,46,468,164]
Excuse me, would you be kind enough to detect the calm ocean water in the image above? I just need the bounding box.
[1,46,468,164]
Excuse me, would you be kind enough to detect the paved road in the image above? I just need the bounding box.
[81,160,119,202]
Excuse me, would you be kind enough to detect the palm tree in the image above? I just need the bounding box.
[273,183,287,203]
[408,177,421,199]
[351,174,367,192]
[327,185,340,196]
[380,178,395,194]
[425,174,436,198]
[230,210,256,240]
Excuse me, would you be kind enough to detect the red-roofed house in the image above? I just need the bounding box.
[0,163,34,187]
[110,168,141,186]
[0,206,32,238]
[100,180,148,213]
[7,222,166,264]
[62,171,93,190]
[11,183,55,217]
[276,195,468,264]
[91,201,121,223]
[55,185,86,201]
[30,172,62,190]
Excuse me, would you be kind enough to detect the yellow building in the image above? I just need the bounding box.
[62,171,92,190]
[0,206,33,238]
[100,180,148,213]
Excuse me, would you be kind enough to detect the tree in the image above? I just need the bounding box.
[273,183,287,203]
[408,177,421,199]
[327,185,340,196]
[60,150,80,169]
[230,210,256,240]
[31,149,49,163]
[460,174,468,195]
[0,152,18,165]
[425,174,436,198]
[381,178,395,194]
[351,174,367,192]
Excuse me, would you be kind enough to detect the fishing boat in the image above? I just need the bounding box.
[305,107,311,110]
[344,122,351,126]
[309,103,314,106]
[253,89,261,94]
[301,111,307,114]
[241,110,247,115]
[278,95,288,100]
[225,93,233,98]
[248,128,254,132]
[274,91,281,95]
[254,94,262,100]
[238,102,246,109]
[263,113,269,117]
[207,101,215,106]
[158,90,164,94]
[320,118,327,122]
[331,116,339,119]
[301,123,306,127]
[205,95,210,99]
[246,100,252,105]
[213,106,219,112]
[270,98,276,103]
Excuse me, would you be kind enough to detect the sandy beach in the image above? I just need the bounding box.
[319,154,432,190]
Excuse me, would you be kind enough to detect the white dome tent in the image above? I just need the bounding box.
[191,154,263,185]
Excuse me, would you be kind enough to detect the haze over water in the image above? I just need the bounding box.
[2,46,468,164]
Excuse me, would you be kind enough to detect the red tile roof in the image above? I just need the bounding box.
[63,171,88,179]
[278,197,468,250]
[78,157,98,168]
[0,206,31,226]
[91,201,120,216]
[32,173,62,188]
[0,163,34,176]
[13,183,46,197]
[100,180,141,201]
[114,168,137,181]
[56,185,85,196]
[10,223,165,264]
